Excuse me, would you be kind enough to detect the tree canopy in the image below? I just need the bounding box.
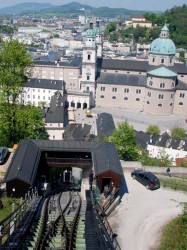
[104,120,139,161]
[146,125,160,135]
[171,126,186,140]
[0,39,48,147]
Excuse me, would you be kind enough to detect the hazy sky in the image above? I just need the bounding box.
[2,0,187,11]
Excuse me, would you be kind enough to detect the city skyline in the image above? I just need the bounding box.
[1,0,187,11]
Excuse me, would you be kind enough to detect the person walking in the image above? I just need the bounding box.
[166,167,171,177]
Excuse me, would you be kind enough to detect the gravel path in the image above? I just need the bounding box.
[108,171,187,250]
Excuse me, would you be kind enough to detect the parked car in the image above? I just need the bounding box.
[0,147,9,164]
[131,169,160,190]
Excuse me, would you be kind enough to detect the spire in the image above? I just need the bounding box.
[160,24,169,38]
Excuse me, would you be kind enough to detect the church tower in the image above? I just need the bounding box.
[95,20,103,58]
[81,25,97,107]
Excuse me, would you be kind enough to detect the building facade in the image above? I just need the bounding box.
[28,24,187,116]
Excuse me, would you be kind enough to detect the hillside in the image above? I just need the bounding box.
[0,2,146,17]
[0,2,55,15]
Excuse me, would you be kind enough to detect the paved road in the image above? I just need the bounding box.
[108,170,187,250]
[92,107,187,132]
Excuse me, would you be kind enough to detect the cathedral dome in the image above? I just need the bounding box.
[150,24,176,55]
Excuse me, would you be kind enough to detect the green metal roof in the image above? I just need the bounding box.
[86,29,96,38]
[148,66,177,77]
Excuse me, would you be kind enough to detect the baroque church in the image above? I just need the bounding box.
[28,24,187,116]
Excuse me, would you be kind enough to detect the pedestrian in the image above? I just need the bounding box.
[166,167,171,177]
[104,185,109,197]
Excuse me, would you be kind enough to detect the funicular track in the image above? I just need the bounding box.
[18,186,83,250]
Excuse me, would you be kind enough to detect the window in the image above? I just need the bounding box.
[147,101,150,104]
[115,70,118,73]
[172,82,175,87]
[28,95,30,98]
[101,87,105,91]
[136,98,140,101]
[100,95,104,98]
[124,97,128,100]
[87,76,90,80]
[38,89,40,92]
[171,94,173,98]
[127,71,130,73]
[158,104,162,107]
[124,88,129,93]
[180,93,185,98]
[170,58,172,63]
[159,94,164,99]
[149,81,153,86]
[48,97,50,100]
[38,96,40,99]
[88,54,91,60]
[160,83,165,88]
[43,90,45,93]
[112,87,117,92]
[33,95,35,99]
[53,135,55,139]
[170,103,173,106]
[33,89,35,92]
[112,96,116,99]
[43,96,45,100]
[179,102,183,105]
[136,89,141,94]
[147,92,151,97]
[86,87,89,91]
[48,90,51,93]
[139,72,142,74]
[161,59,164,63]
[58,124,60,127]
[152,58,155,62]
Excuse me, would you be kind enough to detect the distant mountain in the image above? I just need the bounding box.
[0,2,149,17]
[0,2,55,15]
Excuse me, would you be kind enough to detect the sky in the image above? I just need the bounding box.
[1,0,187,11]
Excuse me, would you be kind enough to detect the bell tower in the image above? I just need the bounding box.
[81,23,97,107]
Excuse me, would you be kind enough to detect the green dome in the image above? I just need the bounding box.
[150,38,176,55]
[86,29,96,38]
[150,24,176,55]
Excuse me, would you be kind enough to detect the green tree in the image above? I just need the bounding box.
[171,126,187,140]
[16,105,49,140]
[105,22,117,33]
[105,120,139,161]
[146,125,160,135]
[0,39,48,146]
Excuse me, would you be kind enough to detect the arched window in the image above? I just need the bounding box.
[100,95,104,98]
[88,54,91,60]
[136,98,140,101]
[179,102,183,105]
[124,97,128,100]
[112,96,116,99]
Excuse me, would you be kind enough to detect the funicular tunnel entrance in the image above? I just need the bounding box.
[36,150,92,194]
